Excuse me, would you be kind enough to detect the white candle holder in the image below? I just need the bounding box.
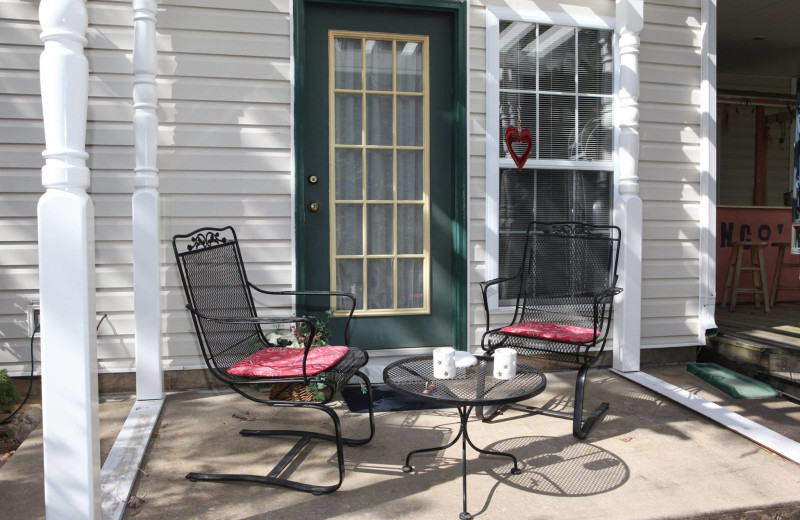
[492,348,517,380]
[433,347,456,379]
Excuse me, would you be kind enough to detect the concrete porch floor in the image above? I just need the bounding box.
[2,366,800,520]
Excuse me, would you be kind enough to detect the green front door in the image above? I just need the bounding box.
[296,0,466,350]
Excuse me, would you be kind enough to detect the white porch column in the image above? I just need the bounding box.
[698,0,718,341]
[132,0,163,400]
[38,0,101,517]
[613,0,644,372]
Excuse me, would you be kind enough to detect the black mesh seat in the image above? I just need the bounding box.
[172,226,375,494]
[478,221,622,439]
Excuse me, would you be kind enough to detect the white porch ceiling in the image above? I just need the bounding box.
[718,0,800,78]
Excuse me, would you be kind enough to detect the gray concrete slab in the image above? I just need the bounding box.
[2,370,800,520]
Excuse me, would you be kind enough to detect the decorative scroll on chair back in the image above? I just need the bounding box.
[517,221,620,342]
[173,227,263,374]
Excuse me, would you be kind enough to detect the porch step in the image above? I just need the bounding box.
[701,333,800,399]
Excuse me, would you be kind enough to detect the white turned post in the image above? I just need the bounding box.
[613,0,644,372]
[132,0,163,400]
[38,0,101,517]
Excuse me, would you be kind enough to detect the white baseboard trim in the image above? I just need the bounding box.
[100,398,164,520]
[611,369,800,465]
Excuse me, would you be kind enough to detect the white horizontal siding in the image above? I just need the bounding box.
[0,0,45,374]
[639,0,704,347]
[0,0,294,374]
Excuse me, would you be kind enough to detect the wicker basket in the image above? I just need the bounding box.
[269,383,314,402]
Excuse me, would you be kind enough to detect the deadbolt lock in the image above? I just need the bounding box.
[308,174,319,185]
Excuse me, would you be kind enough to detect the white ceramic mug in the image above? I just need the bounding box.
[493,348,517,380]
[433,347,456,379]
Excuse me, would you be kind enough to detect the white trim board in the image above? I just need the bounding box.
[611,370,800,465]
[100,399,164,520]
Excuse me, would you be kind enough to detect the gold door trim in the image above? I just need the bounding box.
[328,30,430,316]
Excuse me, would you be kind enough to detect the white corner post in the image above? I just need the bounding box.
[132,0,163,400]
[38,0,102,517]
[698,0,718,342]
[613,0,644,372]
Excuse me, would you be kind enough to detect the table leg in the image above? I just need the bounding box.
[401,404,522,520]
[463,421,521,474]
[402,419,463,472]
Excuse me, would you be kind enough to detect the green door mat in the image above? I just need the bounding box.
[687,363,779,399]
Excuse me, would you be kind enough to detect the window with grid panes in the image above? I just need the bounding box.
[495,20,615,306]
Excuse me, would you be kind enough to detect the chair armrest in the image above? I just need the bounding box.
[247,285,357,346]
[185,305,319,383]
[592,286,623,306]
[479,274,520,333]
[479,275,517,292]
[185,305,310,326]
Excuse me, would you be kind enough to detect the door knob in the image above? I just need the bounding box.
[308,202,320,212]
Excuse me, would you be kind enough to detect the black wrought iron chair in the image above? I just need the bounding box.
[172,226,375,495]
[478,221,622,439]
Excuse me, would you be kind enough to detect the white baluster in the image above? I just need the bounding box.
[38,0,101,517]
[613,0,644,372]
[132,0,163,400]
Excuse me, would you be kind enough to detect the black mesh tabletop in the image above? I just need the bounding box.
[383,355,546,407]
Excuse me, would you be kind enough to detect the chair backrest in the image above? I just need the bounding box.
[172,226,264,372]
[516,221,621,329]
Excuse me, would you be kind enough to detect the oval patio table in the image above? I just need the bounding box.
[383,355,546,520]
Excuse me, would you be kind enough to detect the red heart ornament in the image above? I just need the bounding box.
[504,125,533,169]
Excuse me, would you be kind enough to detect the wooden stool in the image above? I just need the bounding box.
[721,241,770,312]
[770,242,800,307]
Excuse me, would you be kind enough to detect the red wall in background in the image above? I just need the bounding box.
[717,207,800,303]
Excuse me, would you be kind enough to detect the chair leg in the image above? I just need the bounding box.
[570,362,609,439]
[721,243,739,308]
[186,372,376,495]
[730,244,745,311]
[341,371,375,446]
[186,402,346,495]
[475,404,503,421]
[770,244,785,308]
[755,245,770,312]
[484,363,609,439]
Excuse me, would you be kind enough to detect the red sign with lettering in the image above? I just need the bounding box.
[717,207,799,303]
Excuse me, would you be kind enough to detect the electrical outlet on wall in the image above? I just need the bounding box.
[27,300,40,337]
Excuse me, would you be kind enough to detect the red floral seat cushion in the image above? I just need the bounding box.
[227,346,349,378]
[500,321,599,344]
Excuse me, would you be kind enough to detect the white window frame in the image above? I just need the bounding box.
[485,6,619,311]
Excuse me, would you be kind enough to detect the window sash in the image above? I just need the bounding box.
[485,7,617,311]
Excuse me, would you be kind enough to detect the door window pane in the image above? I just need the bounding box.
[335,38,362,90]
[366,40,393,91]
[397,96,422,146]
[335,149,363,200]
[366,94,393,145]
[367,259,394,309]
[367,149,393,200]
[335,94,362,145]
[335,204,363,255]
[396,41,422,92]
[398,258,423,308]
[397,204,423,254]
[336,259,364,310]
[367,204,394,254]
[397,150,423,200]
